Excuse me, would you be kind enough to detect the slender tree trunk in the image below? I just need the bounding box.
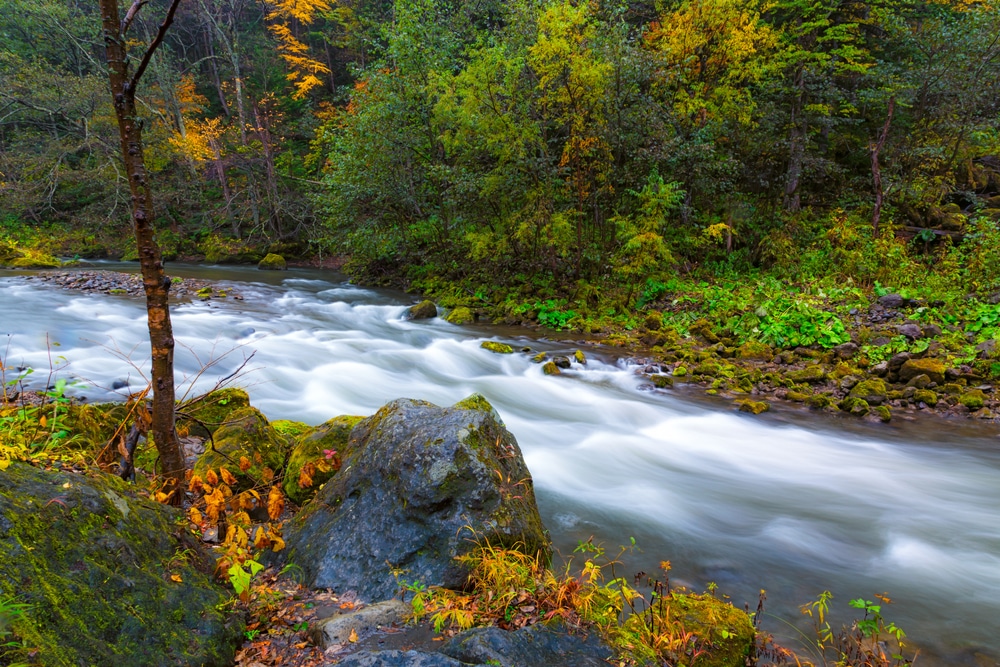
[871,96,895,239]
[784,68,805,212]
[99,0,186,503]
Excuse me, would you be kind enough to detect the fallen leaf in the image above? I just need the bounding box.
[170,574,183,583]
[348,628,358,643]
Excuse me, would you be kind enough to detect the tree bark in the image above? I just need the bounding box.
[99,0,186,503]
[871,96,895,239]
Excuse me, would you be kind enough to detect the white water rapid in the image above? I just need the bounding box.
[2,264,998,665]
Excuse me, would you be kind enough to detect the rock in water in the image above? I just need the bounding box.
[405,300,438,320]
[0,463,242,666]
[281,394,548,600]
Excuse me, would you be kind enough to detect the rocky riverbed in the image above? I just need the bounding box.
[27,269,241,301]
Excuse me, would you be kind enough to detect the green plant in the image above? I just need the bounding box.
[799,591,913,667]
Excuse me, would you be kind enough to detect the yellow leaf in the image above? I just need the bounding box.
[297,463,314,489]
[220,467,237,486]
[170,574,183,583]
[39,415,47,427]
[348,628,358,643]
[188,507,204,525]
[206,469,219,487]
[267,486,285,521]
[204,487,226,523]
[239,456,252,472]
[268,528,285,553]
[188,474,204,494]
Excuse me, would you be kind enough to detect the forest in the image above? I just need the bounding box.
[2,1,1000,666]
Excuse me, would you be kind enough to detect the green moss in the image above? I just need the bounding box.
[806,394,833,409]
[283,415,363,506]
[178,388,251,437]
[874,405,892,422]
[481,341,514,354]
[786,391,810,402]
[542,361,560,376]
[786,365,827,383]
[736,341,773,360]
[272,419,311,437]
[668,594,754,667]
[649,374,673,389]
[913,389,939,406]
[959,389,987,410]
[899,358,946,385]
[849,379,888,405]
[257,253,287,270]
[574,349,587,364]
[673,366,688,377]
[193,406,290,491]
[0,464,241,667]
[531,352,548,363]
[445,307,474,325]
[838,396,870,416]
[737,399,770,415]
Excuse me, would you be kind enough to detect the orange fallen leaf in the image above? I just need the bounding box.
[348,628,358,643]
[170,574,183,582]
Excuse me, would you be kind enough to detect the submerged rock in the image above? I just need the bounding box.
[481,341,514,354]
[281,395,548,600]
[0,463,241,666]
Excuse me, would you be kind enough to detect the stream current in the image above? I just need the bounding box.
[1,263,999,665]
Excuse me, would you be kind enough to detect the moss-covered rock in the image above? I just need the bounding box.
[806,394,833,409]
[737,399,770,415]
[283,415,364,506]
[959,389,987,410]
[898,358,946,385]
[668,593,755,667]
[0,463,241,667]
[673,366,689,378]
[405,300,438,320]
[193,406,291,490]
[574,349,587,365]
[690,318,720,344]
[786,391,810,402]
[445,307,474,325]
[0,242,61,269]
[542,361,561,376]
[838,396,870,416]
[786,366,827,384]
[647,374,673,389]
[849,379,888,406]
[481,341,514,354]
[874,405,892,422]
[257,253,287,270]
[531,352,548,363]
[736,341,773,360]
[178,388,252,437]
[913,389,939,407]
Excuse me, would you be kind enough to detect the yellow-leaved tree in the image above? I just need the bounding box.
[266,0,332,98]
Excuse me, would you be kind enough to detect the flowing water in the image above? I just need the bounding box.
[2,263,999,665]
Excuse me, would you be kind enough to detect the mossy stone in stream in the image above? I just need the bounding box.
[873,405,892,422]
[806,394,833,409]
[445,307,474,325]
[574,350,587,364]
[406,300,438,320]
[913,389,939,407]
[838,396,870,416]
[673,366,688,378]
[481,341,514,354]
[542,361,561,376]
[737,399,769,415]
[531,352,548,363]
[959,389,987,410]
[0,463,242,667]
[667,594,755,667]
[849,379,888,405]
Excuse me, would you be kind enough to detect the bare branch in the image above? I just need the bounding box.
[130,0,183,90]
[121,0,148,36]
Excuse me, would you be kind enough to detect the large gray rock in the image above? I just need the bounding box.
[441,623,612,667]
[311,599,409,648]
[283,395,549,600]
[0,463,242,667]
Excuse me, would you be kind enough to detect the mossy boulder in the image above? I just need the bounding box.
[898,358,946,385]
[445,307,474,325]
[283,415,364,506]
[0,242,61,269]
[873,405,892,422]
[786,366,827,384]
[838,396,870,416]
[178,388,252,437]
[193,406,291,490]
[849,379,888,406]
[531,352,548,363]
[405,300,438,320]
[690,318,720,344]
[257,253,287,270]
[913,389,939,407]
[574,349,587,364]
[481,341,514,354]
[647,374,673,389]
[806,394,833,409]
[542,361,561,376]
[0,463,241,666]
[737,399,770,415]
[959,389,987,410]
[786,391,810,402]
[280,395,549,601]
[736,341,773,360]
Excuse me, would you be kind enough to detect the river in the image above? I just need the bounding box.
[1,263,998,665]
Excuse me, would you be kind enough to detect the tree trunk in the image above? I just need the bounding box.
[784,68,805,213]
[99,0,186,503]
[871,96,895,239]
